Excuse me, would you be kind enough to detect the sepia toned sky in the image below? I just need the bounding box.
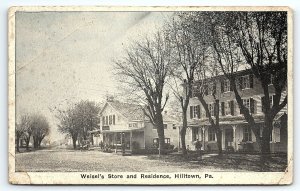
[15,11,173,141]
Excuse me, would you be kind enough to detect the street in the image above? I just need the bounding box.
[16,149,228,172]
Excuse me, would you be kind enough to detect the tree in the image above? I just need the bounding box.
[31,114,50,149]
[167,13,210,155]
[57,100,100,149]
[16,115,31,152]
[57,108,80,149]
[171,12,224,155]
[114,31,173,154]
[210,12,287,154]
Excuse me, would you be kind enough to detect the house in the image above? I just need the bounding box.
[185,70,287,153]
[97,99,180,151]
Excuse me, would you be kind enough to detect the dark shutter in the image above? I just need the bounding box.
[230,81,233,91]
[230,100,235,115]
[266,73,271,85]
[239,77,243,90]
[213,83,216,95]
[190,106,193,119]
[240,99,243,114]
[113,115,115,125]
[221,102,225,116]
[206,105,209,117]
[197,105,200,119]
[250,98,255,113]
[102,117,105,126]
[261,96,265,112]
[249,74,254,88]
[221,81,224,93]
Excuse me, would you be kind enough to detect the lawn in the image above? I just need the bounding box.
[147,152,288,172]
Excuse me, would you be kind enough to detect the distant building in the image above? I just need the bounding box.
[96,100,180,151]
[185,70,287,153]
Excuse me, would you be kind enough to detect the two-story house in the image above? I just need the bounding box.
[97,99,180,152]
[185,70,287,153]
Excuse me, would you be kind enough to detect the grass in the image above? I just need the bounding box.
[147,152,287,172]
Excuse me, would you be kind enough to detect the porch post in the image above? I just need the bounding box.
[232,125,237,151]
[202,127,205,151]
[130,131,133,151]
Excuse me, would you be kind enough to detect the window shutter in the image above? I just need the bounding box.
[239,77,243,90]
[261,96,265,112]
[197,105,200,119]
[190,106,193,119]
[221,102,225,116]
[205,85,208,95]
[266,73,271,85]
[221,81,224,93]
[102,117,105,126]
[213,83,216,95]
[214,103,217,116]
[250,98,255,113]
[230,81,233,91]
[113,115,115,125]
[249,74,254,88]
[230,101,235,116]
[240,99,243,114]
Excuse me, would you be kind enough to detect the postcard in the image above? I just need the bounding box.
[8,6,293,185]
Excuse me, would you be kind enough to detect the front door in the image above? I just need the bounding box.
[225,129,233,149]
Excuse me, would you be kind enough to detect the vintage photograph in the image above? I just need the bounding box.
[8,7,293,184]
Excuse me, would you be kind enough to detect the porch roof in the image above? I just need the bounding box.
[101,128,144,133]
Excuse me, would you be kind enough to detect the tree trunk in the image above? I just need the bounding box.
[261,116,273,154]
[181,116,188,155]
[33,136,39,149]
[156,113,165,155]
[216,129,222,155]
[16,137,20,152]
[72,136,77,149]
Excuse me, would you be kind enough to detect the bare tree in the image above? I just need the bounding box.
[167,13,210,155]
[114,31,173,154]
[210,12,287,154]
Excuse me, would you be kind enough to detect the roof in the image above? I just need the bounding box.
[104,100,145,121]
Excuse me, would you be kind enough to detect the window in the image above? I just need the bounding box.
[268,74,274,85]
[172,124,176,129]
[241,98,255,114]
[261,95,274,112]
[109,115,112,125]
[208,82,216,95]
[105,116,108,125]
[165,138,170,144]
[237,74,253,90]
[243,126,252,142]
[208,128,215,141]
[243,99,250,111]
[164,124,167,129]
[102,116,105,126]
[190,105,200,119]
[225,101,233,116]
[223,79,231,92]
[269,95,274,108]
[192,128,199,141]
[192,85,200,97]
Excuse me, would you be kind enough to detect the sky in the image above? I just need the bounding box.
[15,11,173,141]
